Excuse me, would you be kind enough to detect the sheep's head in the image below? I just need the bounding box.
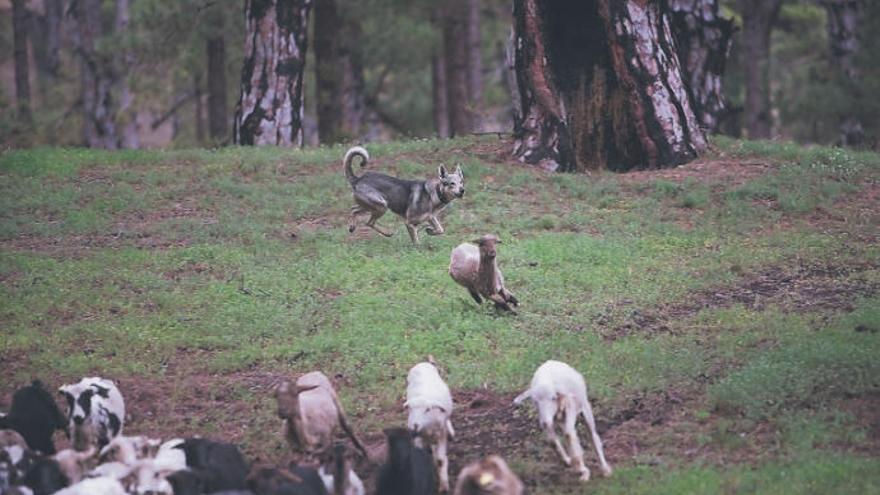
[275,381,320,419]
[438,164,465,201]
[473,235,501,259]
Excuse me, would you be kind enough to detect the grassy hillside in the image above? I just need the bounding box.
[1,137,879,493]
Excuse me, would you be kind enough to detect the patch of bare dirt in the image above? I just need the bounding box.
[603,260,880,340]
[618,158,775,187]
[836,392,880,455]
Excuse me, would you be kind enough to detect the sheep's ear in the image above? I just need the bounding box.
[438,165,449,178]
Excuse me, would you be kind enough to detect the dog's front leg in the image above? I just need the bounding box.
[425,215,445,236]
[406,223,420,244]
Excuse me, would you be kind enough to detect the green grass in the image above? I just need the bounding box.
[1,136,878,491]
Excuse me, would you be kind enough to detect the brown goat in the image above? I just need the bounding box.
[449,234,518,312]
[453,455,524,495]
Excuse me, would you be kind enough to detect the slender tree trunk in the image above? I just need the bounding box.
[339,21,373,140]
[740,0,782,140]
[195,73,206,144]
[207,35,228,143]
[313,0,343,144]
[234,0,313,146]
[822,0,864,147]
[512,0,706,172]
[668,0,734,132]
[444,0,473,136]
[467,0,483,129]
[432,49,450,138]
[116,0,139,149]
[45,0,63,78]
[71,0,118,149]
[12,0,32,125]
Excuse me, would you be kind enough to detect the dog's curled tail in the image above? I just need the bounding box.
[343,146,370,184]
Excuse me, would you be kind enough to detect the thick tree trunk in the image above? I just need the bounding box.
[233,0,313,146]
[822,0,864,147]
[12,0,32,125]
[71,0,118,149]
[313,0,343,144]
[444,0,473,136]
[467,0,483,128]
[512,0,706,172]
[740,0,782,140]
[668,0,734,132]
[45,0,63,78]
[207,35,228,143]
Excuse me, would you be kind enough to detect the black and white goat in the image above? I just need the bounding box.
[58,378,125,452]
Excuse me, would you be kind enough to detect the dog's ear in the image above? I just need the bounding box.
[438,164,449,178]
[454,164,463,178]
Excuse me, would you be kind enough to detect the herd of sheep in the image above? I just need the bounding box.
[0,358,610,494]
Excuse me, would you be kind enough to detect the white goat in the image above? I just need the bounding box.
[513,360,612,481]
[54,476,126,495]
[405,360,455,492]
[276,371,367,459]
[449,234,518,312]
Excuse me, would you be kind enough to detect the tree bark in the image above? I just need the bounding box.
[740,0,782,140]
[668,0,734,132]
[822,0,864,147]
[71,0,118,149]
[195,73,206,144]
[115,0,139,149]
[313,0,343,144]
[45,0,63,78]
[512,0,706,173]
[207,35,228,143]
[233,0,313,146]
[467,0,483,128]
[12,0,33,125]
[432,49,450,138]
[444,0,473,136]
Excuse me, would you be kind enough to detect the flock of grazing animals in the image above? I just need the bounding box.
[1,148,613,494]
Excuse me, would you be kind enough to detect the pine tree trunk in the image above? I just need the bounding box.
[207,35,228,143]
[338,22,373,140]
[668,0,734,132]
[314,0,343,144]
[467,0,483,129]
[512,0,706,172]
[12,0,32,125]
[740,0,782,140]
[234,0,313,146]
[432,49,450,138]
[45,0,63,78]
[115,0,139,149]
[195,73,206,145]
[71,0,118,149]
[822,0,864,147]
[444,0,473,136]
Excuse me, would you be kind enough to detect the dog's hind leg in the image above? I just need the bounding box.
[405,223,419,244]
[349,205,366,233]
[367,212,393,237]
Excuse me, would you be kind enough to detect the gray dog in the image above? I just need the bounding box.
[344,146,465,244]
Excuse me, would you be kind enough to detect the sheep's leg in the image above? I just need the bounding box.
[405,223,420,244]
[502,288,519,307]
[540,418,571,466]
[467,289,483,304]
[433,433,450,492]
[489,293,515,313]
[562,402,590,481]
[582,399,613,477]
[426,215,445,236]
